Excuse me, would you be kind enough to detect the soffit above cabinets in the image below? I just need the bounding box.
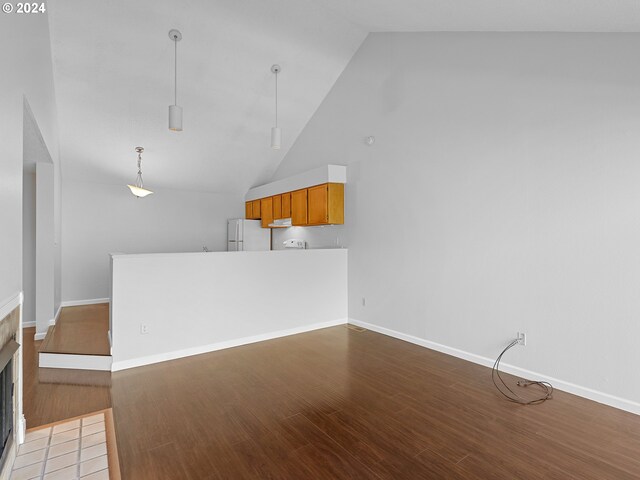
[245,165,346,201]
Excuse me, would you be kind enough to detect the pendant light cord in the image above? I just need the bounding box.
[174,36,178,106]
[137,153,144,188]
[275,70,278,128]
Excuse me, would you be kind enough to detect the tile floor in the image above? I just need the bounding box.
[11,413,110,480]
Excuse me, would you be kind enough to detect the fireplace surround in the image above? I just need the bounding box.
[0,340,18,468]
[0,304,21,477]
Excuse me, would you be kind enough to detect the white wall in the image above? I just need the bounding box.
[23,97,61,336]
[271,33,640,408]
[54,164,62,315]
[111,249,347,370]
[0,9,59,471]
[22,173,36,327]
[62,180,244,301]
[36,163,56,336]
[0,12,59,307]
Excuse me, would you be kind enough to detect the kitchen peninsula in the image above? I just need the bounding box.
[109,248,347,371]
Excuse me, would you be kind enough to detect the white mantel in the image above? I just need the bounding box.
[110,249,347,371]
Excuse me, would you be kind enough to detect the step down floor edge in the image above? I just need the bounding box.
[38,352,112,371]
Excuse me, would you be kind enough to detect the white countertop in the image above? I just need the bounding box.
[110,248,346,259]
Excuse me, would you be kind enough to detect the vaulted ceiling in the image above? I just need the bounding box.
[48,0,366,193]
[315,0,640,32]
[48,0,640,194]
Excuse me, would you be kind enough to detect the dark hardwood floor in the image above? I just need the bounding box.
[24,327,112,427]
[23,322,640,479]
[39,303,110,355]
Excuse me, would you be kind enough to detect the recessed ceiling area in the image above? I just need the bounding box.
[314,0,640,32]
[47,0,366,193]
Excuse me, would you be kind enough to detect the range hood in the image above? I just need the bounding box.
[268,218,292,228]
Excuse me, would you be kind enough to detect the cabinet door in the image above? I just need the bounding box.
[281,192,291,218]
[252,199,261,219]
[327,183,344,225]
[261,197,273,228]
[245,202,252,219]
[272,194,282,219]
[291,189,308,226]
[308,184,328,225]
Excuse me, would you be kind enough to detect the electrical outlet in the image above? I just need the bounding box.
[362,297,366,307]
[140,324,149,335]
[516,332,526,346]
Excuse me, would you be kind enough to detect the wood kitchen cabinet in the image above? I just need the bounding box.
[307,183,344,225]
[245,183,343,227]
[291,189,308,226]
[272,194,282,219]
[260,197,274,228]
[251,199,261,219]
[281,192,291,218]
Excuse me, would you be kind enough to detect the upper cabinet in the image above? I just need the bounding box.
[272,194,282,219]
[260,197,274,228]
[281,192,291,219]
[308,183,344,225]
[246,184,344,227]
[246,201,259,219]
[252,199,261,219]
[291,189,308,226]
[246,201,260,220]
[243,165,346,228]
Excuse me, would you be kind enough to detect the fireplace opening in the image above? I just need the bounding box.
[0,358,13,458]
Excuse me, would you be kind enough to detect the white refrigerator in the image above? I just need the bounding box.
[227,219,271,251]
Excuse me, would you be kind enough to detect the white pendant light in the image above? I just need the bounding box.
[127,147,153,198]
[168,29,183,131]
[271,125,281,149]
[271,64,281,149]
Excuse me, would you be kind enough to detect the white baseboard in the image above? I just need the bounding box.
[23,307,60,331]
[50,305,62,326]
[60,298,109,308]
[39,353,112,371]
[112,318,348,372]
[348,318,640,416]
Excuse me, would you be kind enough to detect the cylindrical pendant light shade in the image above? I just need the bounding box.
[169,105,183,131]
[271,126,281,149]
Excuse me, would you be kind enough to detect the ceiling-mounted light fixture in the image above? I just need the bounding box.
[127,147,153,198]
[168,29,183,131]
[271,64,281,149]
